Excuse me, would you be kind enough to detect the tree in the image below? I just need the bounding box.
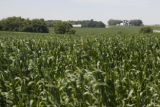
[0,17,25,31]
[95,21,106,28]
[21,19,33,32]
[49,19,106,28]
[129,20,143,26]
[140,26,153,33]
[54,22,76,34]
[31,19,49,33]
[0,17,49,33]
[108,19,122,26]
[46,20,62,27]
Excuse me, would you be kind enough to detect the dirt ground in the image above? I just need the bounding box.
[153,30,160,33]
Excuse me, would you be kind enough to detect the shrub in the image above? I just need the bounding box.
[54,22,66,34]
[140,26,153,33]
[22,25,34,32]
[54,22,76,34]
[0,23,2,30]
[68,29,76,34]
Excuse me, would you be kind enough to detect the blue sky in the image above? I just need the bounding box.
[0,0,159,25]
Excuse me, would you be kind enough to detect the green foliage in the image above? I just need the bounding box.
[130,19,143,26]
[74,19,105,28]
[67,29,76,34]
[108,19,122,26]
[0,17,25,31]
[0,23,2,30]
[45,20,62,27]
[1,27,160,106]
[54,22,76,34]
[140,26,153,33]
[47,19,106,28]
[31,19,49,33]
[0,17,49,33]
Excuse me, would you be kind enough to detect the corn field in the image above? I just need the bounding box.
[0,28,160,106]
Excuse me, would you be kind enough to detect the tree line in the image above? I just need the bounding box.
[0,17,49,33]
[0,17,144,34]
[46,19,106,28]
[108,19,143,26]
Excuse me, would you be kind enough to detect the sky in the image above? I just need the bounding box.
[0,0,159,25]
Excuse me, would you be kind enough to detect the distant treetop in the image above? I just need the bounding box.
[0,17,49,33]
[108,19,122,26]
[46,19,106,28]
[129,20,143,26]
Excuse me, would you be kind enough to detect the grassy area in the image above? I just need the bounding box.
[1,27,160,106]
[151,26,160,30]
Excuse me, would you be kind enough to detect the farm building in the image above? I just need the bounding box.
[72,24,82,28]
[117,20,129,26]
[123,20,129,26]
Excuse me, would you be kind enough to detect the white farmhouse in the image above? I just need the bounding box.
[72,24,82,28]
[121,20,129,26]
[120,23,124,26]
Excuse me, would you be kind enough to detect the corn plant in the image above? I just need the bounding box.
[0,27,160,106]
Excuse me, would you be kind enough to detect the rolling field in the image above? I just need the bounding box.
[1,27,160,106]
